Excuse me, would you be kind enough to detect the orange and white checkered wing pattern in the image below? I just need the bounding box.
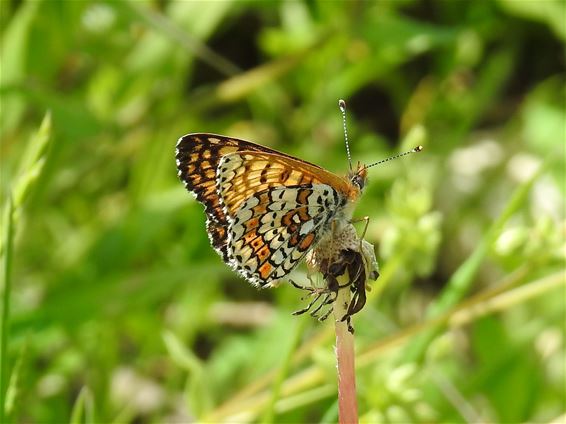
[226,183,344,286]
[176,134,274,261]
[216,152,352,286]
[176,133,361,287]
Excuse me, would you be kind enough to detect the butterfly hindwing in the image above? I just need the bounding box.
[225,184,343,287]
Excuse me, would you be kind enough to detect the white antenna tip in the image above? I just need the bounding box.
[338,99,346,112]
[413,145,423,152]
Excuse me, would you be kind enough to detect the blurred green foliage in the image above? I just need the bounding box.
[1,0,564,423]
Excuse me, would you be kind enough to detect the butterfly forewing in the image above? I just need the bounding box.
[176,134,271,259]
[216,151,351,216]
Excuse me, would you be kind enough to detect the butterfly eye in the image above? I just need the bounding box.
[351,174,365,190]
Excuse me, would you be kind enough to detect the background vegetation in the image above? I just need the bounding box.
[1,0,564,423]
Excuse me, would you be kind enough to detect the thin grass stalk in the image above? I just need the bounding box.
[274,384,336,414]
[0,196,14,423]
[359,270,563,366]
[117,1,241,76]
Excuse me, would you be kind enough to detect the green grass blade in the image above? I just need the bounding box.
[261,318,307,423]
[0,196,14,423]
[0,0,40,135]
[0,112,51,255]
[70,387,94,424]
[4,339,26,418]
[163,330,213,418]
[1,112,52,421]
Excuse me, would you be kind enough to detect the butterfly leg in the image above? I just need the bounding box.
[289,280,312,301]
[350,216,378,288]
[310,292,333,318]
[317,295,337,322]
[291,293,322,315]
[289,279,311,291]
[292,291,324,316]
[318,307,333,322]
[350,215,370,239]
[290,274,338,317]
[289,273,322,291]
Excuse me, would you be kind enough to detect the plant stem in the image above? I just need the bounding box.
[333,277,358,424]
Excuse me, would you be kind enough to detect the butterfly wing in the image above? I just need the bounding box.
[176,133,359,287]
[215,151,357,286]
[216,150,353,215]
[176,133,282,260]
[225,184,343,287]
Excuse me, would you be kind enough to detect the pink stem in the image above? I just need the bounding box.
[334,285,358,424]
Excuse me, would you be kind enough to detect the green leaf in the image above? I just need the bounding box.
[0,0,41,135]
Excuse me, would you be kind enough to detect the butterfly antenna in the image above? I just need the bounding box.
[339,99,353,173]
[366,145,423,169]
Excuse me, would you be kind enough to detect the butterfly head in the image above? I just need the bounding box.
[349,162,367,191]
[338,99,422,194]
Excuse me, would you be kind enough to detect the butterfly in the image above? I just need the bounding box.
[175,101,421,289]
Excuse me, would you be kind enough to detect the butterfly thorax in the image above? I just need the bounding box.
[318,164,367,245]
[306,223,361,273]
[305,166,367,279]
